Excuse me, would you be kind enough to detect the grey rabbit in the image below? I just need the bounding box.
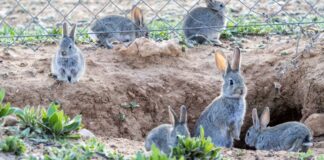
[194,48,246,148]
[51,22,85,83]
[245,107,313,152]
[90,6,148,49]
[145,105,190,155]
[183,0,226,47]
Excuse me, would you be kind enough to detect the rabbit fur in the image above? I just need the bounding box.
[145,105,190,155]
[245,107,313,152]
[194,48,247,148]
[51,22,85,83]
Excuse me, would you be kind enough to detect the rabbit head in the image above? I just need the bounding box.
[59,22,78,58]
[245,107,270,147]
[168,105,190,146]
[205,0,226,13]
[214,48,247,98]
[131,6,149,38]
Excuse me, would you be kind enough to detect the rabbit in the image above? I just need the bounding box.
[89,6,149,49]
[194,47,246,148]
[145,105,190,155]
[51,22,86,83]
[245,107,313,152]
[183,0,226,47]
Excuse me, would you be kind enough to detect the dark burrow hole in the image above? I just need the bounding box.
[234,103,303,150]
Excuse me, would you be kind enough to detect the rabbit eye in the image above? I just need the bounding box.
[229,79,234,85]
[220,4,224,8]
[69,45,72,49]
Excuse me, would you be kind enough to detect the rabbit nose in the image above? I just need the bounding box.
[236,88,244,95]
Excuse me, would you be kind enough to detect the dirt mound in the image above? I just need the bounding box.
[0,36,323,151]
[114,38,184,68]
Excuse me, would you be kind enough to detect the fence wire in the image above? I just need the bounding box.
[0,0,323,53]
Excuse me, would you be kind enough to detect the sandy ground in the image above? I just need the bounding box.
[0,0,323,159]
[0,34,323,159]
[104,138,324,159]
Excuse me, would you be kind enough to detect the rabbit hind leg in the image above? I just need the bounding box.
[288,138,303,152]
[208,33,222,46]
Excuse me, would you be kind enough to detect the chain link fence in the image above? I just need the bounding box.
[0,0,323,52]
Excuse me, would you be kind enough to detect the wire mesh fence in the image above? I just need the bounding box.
[0,0,323,52]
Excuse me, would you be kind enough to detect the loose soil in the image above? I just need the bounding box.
[0,35,323,159]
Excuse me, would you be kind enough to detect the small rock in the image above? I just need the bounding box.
[3,115,19,126]
[78,129,95,138]
[127,91,136,98]
[304,113,324,137]
[19,63,28,67]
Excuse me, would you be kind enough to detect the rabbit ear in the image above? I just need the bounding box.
[62,22,68,37]
[231,47,241,71]
[131,6,144,28]
[214,50,228,74]
[179,105,187,123]
[168,106,178,125]
[252,108,260,129]
[260,107,270,129]
[69,23,77,41]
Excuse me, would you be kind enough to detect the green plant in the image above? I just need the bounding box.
[121,101,140,110]
[299,149,314,160]
[44,138,124,160]
[15,106,41,130]
[134,145,173,160]
[171,127,222,160]
[0,136,26,155]
[118,112,126,122]
[0,89,15,119]
[40,103,82,138]
[317,155,324,160]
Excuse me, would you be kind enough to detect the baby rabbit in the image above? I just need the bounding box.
[245,107,313,152]
[145,105,190,155]
[51,22,85,83]
[90,6,148,49]
[194,48,246,148]
[183,0,226,46]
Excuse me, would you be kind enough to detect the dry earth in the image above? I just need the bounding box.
[0,35,323,159]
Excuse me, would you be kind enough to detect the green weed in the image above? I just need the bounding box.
[40,103,82,139]
[0,89,15,119]
[299,149,314,160]
[44,138,124,160]
[0,136,26,156]
[171,127,222,160]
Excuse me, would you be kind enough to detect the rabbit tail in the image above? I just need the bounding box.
[301,135,313,152]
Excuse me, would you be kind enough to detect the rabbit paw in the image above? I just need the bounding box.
[211,39,223,46]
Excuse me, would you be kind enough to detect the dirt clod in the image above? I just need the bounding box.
[305,113,324,137]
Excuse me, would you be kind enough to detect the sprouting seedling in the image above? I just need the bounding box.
[118,113,126,122]
[120,101,140,110]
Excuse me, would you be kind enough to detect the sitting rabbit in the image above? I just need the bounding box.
[245,107,313,152]
[51,22,85,83]
[145,105,190,155]
[194,48,247,148]
[90,6,149,49]
[183,0,226,47]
